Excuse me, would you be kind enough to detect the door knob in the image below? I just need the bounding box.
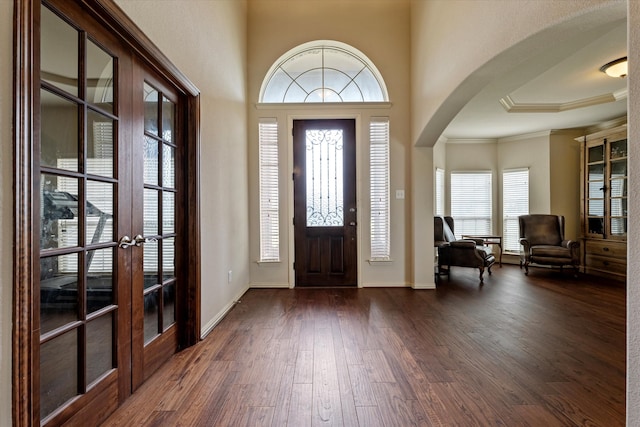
[118,235,135,249]
[133,234,158,247]
[349,221,357,226]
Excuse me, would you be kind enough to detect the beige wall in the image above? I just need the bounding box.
[628,1,639,424]
[549,130,583,240]
[114,0,249,334]
[247,0,414,288]
[1,0,13,423]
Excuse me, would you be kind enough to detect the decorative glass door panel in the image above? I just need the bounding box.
[608,138,627,237]
[305,129,344,227]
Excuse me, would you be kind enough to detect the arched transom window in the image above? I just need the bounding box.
[260,40,389,103]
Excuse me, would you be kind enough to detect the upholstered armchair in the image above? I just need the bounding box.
[518,214,580,276]
[434,216,496,284]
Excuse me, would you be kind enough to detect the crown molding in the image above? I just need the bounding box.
[499,88,627,113]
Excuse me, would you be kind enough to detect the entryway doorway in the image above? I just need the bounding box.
[293,119,357,287]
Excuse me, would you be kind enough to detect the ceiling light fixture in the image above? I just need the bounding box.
[600,57,628,78]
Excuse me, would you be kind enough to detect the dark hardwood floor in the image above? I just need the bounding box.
[102,265,626,426]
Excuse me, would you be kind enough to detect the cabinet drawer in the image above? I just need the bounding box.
[585,240,626,259]
[585,254,627,275]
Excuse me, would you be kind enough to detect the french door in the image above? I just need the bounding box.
[293,119,357,287]
[14,1,199,425]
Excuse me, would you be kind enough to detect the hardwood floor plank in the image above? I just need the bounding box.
[102,266,626,426]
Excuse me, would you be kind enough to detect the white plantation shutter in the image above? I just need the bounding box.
[370,118,390,260]
[502,169,529,252]
[435,168,445,216]
[450,171,492,238]
[259,118,280,261]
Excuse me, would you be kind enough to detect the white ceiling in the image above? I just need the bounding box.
[442,18,627,140]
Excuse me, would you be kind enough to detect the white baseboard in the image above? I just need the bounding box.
[200,284,250,339]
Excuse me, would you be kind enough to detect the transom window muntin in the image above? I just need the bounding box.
[260,40,389,103]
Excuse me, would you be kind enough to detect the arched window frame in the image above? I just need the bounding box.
[259,40,389,103]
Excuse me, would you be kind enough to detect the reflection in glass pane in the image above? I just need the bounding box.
[41,174,81,250]
[86,181,113,245]
[86,314,113,385]
[610,139,627,159]
[87,248,113,313]
[86,39,114,113]
[588,200,604,216]
[610,178,627,198]
[40,329,78,419]
[306,129,344,227]
[144,136,159,186]
[588,217,604,235]
[588,145,604,163]
[144,82,159,136]
[144,188,159,236]
[41,89,79,171]
[163,237,175,281]
[162,144,175,188]
[163,192,175,234]
[588,181,604,199]
[610,160,627,178]
[40,254,79,334]
[163,283,176,331]
[610,218,627,236]
[41,6,78,97]
[162,96,175,143]
[87,110,114,177]
[610,198,627,217]
[144,290,159,344]
[588,164,604,181]
[144,239,159,289]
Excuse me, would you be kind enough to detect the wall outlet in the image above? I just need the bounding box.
[396,189,405,199]
[228,270,232,283]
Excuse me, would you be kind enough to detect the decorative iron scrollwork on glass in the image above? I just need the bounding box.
[305,129,344,227]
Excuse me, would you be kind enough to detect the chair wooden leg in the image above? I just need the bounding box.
[479,267,485,284]
[524,262,529,275]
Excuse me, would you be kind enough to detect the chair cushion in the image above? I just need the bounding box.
[531,245,571,259]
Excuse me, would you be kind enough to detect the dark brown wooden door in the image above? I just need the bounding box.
[131,62,181,389]
[293,119,357,287]
[34,1,183,424]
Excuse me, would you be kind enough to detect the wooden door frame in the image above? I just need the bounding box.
[287,113,362,288]
[12,0,201,424]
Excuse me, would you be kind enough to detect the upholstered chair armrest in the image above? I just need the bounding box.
[519,238,531,251]
[449,240,477,249]
[562,239,581,261]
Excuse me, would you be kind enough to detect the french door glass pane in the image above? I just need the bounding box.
[305,129,344,227]
[144,290,159,344]
[610,139,627,159]
[40,89,79,171]
[163,237,175,281]
[87,248,113,313]
[144,188,159,236]
[144,240,159,289]
[40,253,79,334]
[87,110,114,177]
[40,7,78,97]
[41,174,81,250]
[588,217,604,235]
[163,283,176,330]
[86,180,114,245]
[588,145,604,163]
[86,39,114,113]
[40,329,78,419]
[86,313,114,385]
[144,83,159,136]
[144,136,159,185]
[162,144,175,188]
[162,96,175,142]
[163,191,175,234]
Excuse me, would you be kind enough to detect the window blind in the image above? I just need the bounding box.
[370,118,390,259]
[435,168,445,216]
[259,118,280,261]
[502,169,529,252]
[450,171,492,238]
